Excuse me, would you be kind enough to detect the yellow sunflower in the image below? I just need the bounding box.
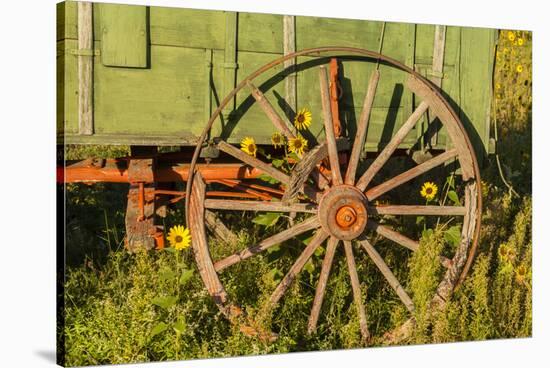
[167,225,191,250]
[517,38,524,46]
[515,264,528,284]
[516,64,523,73]
[240,136,257,157]
[420,182,438,201]
[294,108,312,130]
[271,132,285,148]
[288,135,308,155]
[507,31,515,42]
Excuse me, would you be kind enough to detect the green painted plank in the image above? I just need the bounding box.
[149,7,225,50]
[459,27,496,157]
[93,45,208,137]
[238,12,283,54]
[99,3,148,68]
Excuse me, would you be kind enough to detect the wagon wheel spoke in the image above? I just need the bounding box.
[343,240,370,341]
[283,139,348,202]
[356,101,429,191]
[308,236,339,334]
[246,80,295,139]
[366,222,452,268]
[204,199,317,213]
[269,229,329,306]
[214,216,321,272]
[217,140,290,185]
[365,148,458,202]
[358,238,415,313]
[367,221,419,251]
[345,70,380,185]
[319,65,343,185]
[367,205,466,216]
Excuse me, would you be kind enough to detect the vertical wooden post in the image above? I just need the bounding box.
[223,12,238,120]
[283,15,297,116]
[77,2,93,135]
[430,25,446,146]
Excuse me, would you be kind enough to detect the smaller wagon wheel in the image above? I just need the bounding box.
[186,47,482,342]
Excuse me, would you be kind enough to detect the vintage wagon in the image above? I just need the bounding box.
[57,1,497,341]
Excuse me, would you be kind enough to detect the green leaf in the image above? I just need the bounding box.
[444,225,462,247]
[304,259,315,274]
[272,159,284,168]
[179,269,194,286]
[266,244,281,254]
[252,212,281,227]
[297,233,314,245]
[258,174,279,184]
[164,247,176,253]
[173,319,186,334]
[288,152,300,162]
[152,295,178,310]
[422,228,434,239]
[159,268,177,282]
[150,322,168,338]
[314,245,325,257]
[447,190,461,206]
[416,216,426,225]
[269,268,284,282]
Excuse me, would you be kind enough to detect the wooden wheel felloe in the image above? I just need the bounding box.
[186,47,482,342]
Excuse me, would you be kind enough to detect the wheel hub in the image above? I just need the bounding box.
[318,185,368,240]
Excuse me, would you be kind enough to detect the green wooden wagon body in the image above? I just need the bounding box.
[57,1,496,157]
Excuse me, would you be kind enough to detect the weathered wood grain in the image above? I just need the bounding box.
[344,241,370,341]
[367,221,419,251]
[214,216,320,272]
[189,172,230,315]
[356,101,429,191]
[345,69,380,185]
[217,140,290,185]
[359,239,415,313]
[205,199,317,213]
[283,15,296,114]
[77,2,93,135]
[368,205,466,216]
[308,236,339,334]
[269,229,329,305]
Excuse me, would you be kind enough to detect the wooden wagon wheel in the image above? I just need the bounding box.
[186,47,482,342]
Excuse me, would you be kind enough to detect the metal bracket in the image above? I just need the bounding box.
[222,62,240,69]
[69,48,100,57]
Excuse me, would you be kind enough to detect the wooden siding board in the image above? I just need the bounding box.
[99,4,148,68]
[149,7,225,50]
[93,45,208,138]
[58,4,494,150]
[238,12,283,54]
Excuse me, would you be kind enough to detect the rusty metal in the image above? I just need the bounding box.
[318,185,368,241]
[137,182,145,221]
[329,58,342,137]
[62,160,267,184]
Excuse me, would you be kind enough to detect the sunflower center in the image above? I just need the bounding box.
[175,235,183,243]
[297,114,305,123]
[248,144,256,152]
[426,188,433,194]
[294,140,302,149]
